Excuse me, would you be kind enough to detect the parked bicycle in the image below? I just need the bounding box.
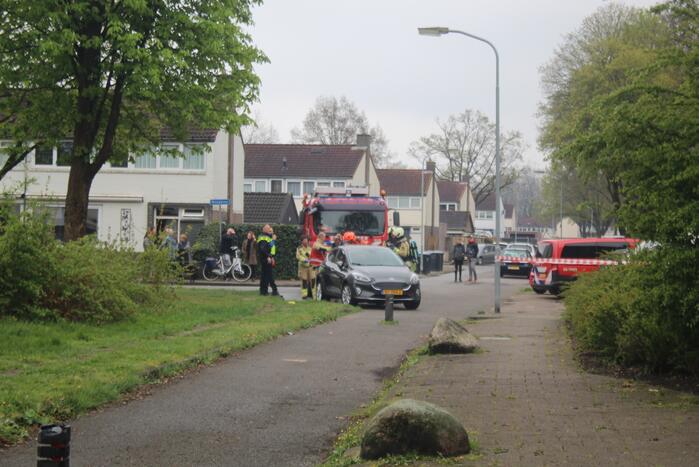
[202,246,252,282]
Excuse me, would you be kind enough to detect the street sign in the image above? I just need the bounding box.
[209,198,230,206]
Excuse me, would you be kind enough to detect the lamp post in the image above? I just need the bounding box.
[419,26,502,313]
[419,168,432,260]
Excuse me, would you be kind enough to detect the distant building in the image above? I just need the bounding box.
[437,180,475,238]
[243,134,380,212]
[377,163,441,251]
[1,130,245,250]
[474,193,505,235]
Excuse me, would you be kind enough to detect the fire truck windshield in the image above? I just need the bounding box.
[314,210,385,236]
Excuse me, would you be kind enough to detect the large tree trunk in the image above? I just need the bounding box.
[63,158,95,241]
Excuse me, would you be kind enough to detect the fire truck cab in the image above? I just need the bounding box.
[300,186,388,245]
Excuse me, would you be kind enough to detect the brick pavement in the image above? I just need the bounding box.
[390,292,699,466]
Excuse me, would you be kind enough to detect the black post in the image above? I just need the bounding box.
[37,424,70,467]
[385,294,394,322]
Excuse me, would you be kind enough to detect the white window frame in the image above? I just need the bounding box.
[254,180,267,192]
[410,197,422,209]
[302,180,315,196]
[270,179,283,193]
[316,181,331,187]
[286,180,302,197]
[332,181,346,188]
[244,183,252,193]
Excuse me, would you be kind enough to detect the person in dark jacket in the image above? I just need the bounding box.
[452,240,466,282]
[257,224,278,296]
[466,236,479,283]
[220,227,238,269]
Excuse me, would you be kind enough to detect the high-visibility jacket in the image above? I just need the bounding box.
[258,234,273,263]
[296,245,312,270]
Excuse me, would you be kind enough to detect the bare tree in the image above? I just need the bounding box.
[409,109,523,204]
[291,96,395,167]
[501,167,542,219]
[241,111,280,144]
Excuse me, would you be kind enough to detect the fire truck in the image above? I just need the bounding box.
[300,186,389,245]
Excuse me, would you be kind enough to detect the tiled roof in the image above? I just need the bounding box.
[437,180,468,203]
[244,192,299,225]
[442,211,474,232]
[476,192,497,211]
[159,128,219,143]
[504,203,515,219]
[377,169,432,196]
[244,144,364,178]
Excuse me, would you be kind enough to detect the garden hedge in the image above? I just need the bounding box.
[192,223,302,280]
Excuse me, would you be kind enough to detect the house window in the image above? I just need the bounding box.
[317,181,331,187]
[254,180,266,192]
[387,197,398,209]
[271,180,282,193]
[333,181,345,188]
[110,159,128,168]
[398,197,410,209]
[56,142,72,166]
[153,205,206,244]
[34,145,54,165]
[134,150,157,169]
[183,144,205,170]
[287,181,301,197]
[158,147,180,169]
[303,181,315,195]
[440,203,457,211]
[244,183,252,192]
[47,206,99,241]
[410,198,422,208]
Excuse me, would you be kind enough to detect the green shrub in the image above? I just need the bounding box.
[0,201,177,323]
[192,223,301,279]
[564,247,699,374]
[0,207,57,320]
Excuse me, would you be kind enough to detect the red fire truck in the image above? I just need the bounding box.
[300,187,389,245]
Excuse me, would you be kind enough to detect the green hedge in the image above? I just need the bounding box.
[0,202,177,323]
[192,223,301,280]
[563,247,699,375]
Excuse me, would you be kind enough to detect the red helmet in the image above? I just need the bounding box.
[343,231,357,244]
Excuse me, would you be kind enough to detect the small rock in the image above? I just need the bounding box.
[360,399,470,459]
[428,318,479,354]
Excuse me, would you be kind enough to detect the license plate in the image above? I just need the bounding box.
[508,265,520,270]
[383,289,404,296]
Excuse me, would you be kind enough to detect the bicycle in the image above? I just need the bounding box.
[202,246,252,282]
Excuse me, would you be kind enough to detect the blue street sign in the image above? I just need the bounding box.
[209,198,230,206]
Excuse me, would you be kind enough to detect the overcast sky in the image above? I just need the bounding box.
[248,0,660,169]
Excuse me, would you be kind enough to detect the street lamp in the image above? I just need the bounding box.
[419,26,502,313]
[419,168,432,260]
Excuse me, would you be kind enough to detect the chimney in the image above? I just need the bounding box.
[425,160,436,173]
[356,133,371,149]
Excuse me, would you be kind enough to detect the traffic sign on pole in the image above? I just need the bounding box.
[209,198,230,206]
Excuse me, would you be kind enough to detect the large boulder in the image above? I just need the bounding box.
[360,399,470,459]
[428,317,479,354]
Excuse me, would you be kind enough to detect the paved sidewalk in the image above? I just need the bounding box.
[389,292,699,466]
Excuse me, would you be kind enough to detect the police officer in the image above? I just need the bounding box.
[257,225,279,296]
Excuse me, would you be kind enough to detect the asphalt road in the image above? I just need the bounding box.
[2,266,523,467]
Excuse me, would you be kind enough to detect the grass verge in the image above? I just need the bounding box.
[321,346,481,466]
[0,288,352,446]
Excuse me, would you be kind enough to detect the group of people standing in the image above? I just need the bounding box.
[218,225,279,296]
[452,236,479,283]
[143,226,192,270]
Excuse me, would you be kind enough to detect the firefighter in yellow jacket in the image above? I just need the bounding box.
[296,236,315,299]
[388,226,414,271]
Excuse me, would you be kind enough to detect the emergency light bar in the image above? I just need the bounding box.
[313,186,369,197]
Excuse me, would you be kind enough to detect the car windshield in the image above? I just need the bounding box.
[503,249,530,258]
[314,210,385,236]
[346,247,404,267]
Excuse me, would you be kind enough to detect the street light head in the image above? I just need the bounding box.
[418,27,449,37]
